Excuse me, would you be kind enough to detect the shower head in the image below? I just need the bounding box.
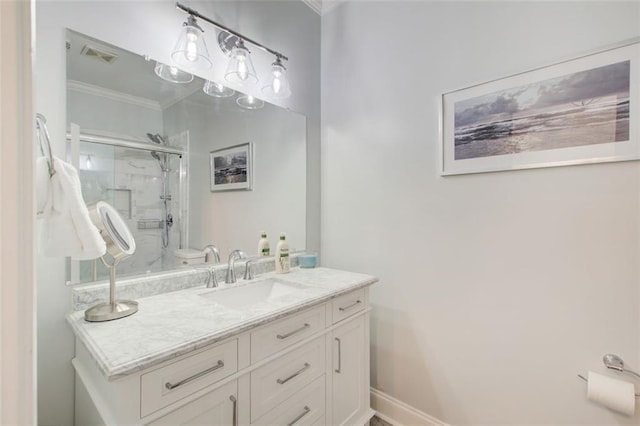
[146,133,163,145]
[154,134,167,145]
[150,151,170,172]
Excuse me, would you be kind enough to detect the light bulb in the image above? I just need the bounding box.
[272,75,282,94]
[185,28,198,62]
[170,16,211,69]
[224,41,257,85]
[237,57,248,81]
[262,59,291,99]
[169,66,178,77]
[246,95,255,104]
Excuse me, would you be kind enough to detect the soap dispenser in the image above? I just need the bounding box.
[258,232,270,257]
[275,233,290,273]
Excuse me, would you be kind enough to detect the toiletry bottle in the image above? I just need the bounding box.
[275,233,290,273]
[258,232,270,257]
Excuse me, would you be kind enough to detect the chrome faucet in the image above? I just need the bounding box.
[244,258,256,280]
[226,250,247,284]
[202,245,221,264]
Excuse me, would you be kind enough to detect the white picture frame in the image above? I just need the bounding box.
[210,142,253,191]
[441,40,640,175]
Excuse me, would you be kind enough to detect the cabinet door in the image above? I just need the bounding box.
[147,381,237,426]
[332,315,366,426]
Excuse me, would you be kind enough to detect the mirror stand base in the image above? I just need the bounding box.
[84,300,138,322]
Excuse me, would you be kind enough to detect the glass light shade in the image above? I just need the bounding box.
[154,62,194,84]
[262,61,291,99]
[236,94,264,110]
[203,80,235,98]
[171,21,212,70]
[225,44,258,85]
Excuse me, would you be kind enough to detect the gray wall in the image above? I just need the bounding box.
[34,1,320,424]
[321,1,640,424]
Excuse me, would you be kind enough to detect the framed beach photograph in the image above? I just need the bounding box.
[210,142,253,191]
[441,40,640,175]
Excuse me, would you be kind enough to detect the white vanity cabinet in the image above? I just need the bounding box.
[73,285,376,426]
[330,289,368,426]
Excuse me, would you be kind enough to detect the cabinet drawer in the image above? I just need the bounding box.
[251,375,325,426]
[146,380,237,425]
[331,289,365,324]
[251,305,325,363]
[251,336,325,422]
[141,339,238,417]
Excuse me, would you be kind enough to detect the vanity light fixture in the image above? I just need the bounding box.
[224,39,258,85]
[171,14,212,70]
[154,61,194,83]
[203,80,235,98]
[262,56,291,99]
[236,94,264,110]
[174,2,291,97]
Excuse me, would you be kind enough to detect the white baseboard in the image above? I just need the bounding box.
[370,388,449,426]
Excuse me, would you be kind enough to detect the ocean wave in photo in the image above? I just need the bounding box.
[454,96,629,160]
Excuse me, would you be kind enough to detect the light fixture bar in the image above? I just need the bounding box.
[175,2,288,61]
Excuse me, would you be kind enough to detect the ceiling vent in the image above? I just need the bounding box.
[80,45,119,64]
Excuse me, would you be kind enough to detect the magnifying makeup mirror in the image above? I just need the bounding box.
[85,201,138,322]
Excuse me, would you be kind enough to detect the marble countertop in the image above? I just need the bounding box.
[67,267,378,380]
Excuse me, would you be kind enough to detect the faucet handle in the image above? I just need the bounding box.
[244,259,255,280]
[196,267,218,288]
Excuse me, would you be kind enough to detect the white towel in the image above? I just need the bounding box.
[36,156,51,215]
[39,156,106,260]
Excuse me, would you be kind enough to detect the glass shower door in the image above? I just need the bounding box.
[76,141,183,282]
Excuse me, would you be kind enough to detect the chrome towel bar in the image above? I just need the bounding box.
[35,113,56,177]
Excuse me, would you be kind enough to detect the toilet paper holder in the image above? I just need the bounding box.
[578,354,640,397]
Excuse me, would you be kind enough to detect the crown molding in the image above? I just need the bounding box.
[321,0,343,15]
[301,0,322,15]
[67,80,162,112]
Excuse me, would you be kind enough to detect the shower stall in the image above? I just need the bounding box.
[68,126,188,283]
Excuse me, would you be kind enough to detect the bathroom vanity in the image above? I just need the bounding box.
[68,267,377,425]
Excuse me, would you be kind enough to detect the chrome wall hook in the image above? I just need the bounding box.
[603,354,640,379]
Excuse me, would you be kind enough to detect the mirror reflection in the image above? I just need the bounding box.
[66,30,306,283]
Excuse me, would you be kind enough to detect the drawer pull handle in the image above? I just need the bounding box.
[335,337,342,373]
[164,360,224,390]
[287,406,311,426]
[338,300,361,312]
[277,362,311,384]
[277,323,310,340]
[229,395,237,426]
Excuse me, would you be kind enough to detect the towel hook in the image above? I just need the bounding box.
[35,113,56,177]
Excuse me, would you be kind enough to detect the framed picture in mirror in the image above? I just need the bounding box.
[210,142,253,191]
[441,39,640,175]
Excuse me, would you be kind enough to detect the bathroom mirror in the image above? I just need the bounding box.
[66,30,306,283]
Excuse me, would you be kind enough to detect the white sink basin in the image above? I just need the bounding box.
[199,279,309,309]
